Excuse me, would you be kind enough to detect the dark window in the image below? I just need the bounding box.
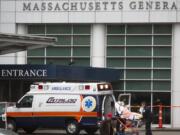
[18,95,33,108]
[0,103,6,115]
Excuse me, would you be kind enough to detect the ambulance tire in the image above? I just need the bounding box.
[23,127,37,134]
[85,128,98,135]
[66,120,80,135]
[7,119,17,132]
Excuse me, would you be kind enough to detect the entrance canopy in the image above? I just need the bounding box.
[0,33,56,55]
[0,65,122,82]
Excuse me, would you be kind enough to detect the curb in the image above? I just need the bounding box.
[138,127,180,132]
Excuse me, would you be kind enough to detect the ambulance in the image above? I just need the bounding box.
[4,82,116,135]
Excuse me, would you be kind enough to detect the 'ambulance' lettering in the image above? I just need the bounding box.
[52,87,71,91]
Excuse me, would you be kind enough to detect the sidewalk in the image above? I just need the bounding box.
[139,127,180,131]
[153,127,180,131]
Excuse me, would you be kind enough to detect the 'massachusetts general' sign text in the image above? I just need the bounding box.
[22,0,179,12]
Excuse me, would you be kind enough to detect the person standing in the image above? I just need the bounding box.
[140,102,153,135]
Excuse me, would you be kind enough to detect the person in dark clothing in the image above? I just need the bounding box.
[140,102,153,135]
[100,119,114,135]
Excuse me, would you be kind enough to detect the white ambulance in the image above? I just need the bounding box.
[5,82,116,135]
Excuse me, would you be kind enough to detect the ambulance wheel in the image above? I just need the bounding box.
[7,119,17,132]
[66,120,80,135]
[85,128,98,135]
[23,127,37,134]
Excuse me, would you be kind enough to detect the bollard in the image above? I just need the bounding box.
[158,105,163,128]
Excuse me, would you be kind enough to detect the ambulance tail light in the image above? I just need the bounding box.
[97,112,102,117]
[97,112,103,127]
[97,83,112,91]
[38,85,43,90]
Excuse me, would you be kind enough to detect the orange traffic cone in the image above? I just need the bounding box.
[158,105,163,128]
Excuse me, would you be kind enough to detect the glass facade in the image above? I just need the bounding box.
[107,24,172,124]
[27,24,91,66]
[27,24,172,124]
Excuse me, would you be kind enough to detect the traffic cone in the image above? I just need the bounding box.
[158,105,163,128]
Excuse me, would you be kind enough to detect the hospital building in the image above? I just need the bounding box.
[0,0,180,128]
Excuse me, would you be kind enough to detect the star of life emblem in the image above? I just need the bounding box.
[82,96,96,112]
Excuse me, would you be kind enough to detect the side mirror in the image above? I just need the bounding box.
[16,103,21,108]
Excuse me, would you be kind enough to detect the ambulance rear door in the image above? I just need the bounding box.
[101,94,116,119]
[118,93,131,110]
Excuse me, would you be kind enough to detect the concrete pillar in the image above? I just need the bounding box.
[91,24,106,67]
[16,24,27,64]
[172,24,180,128]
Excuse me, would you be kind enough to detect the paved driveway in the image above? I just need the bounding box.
[18,129,180,135]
